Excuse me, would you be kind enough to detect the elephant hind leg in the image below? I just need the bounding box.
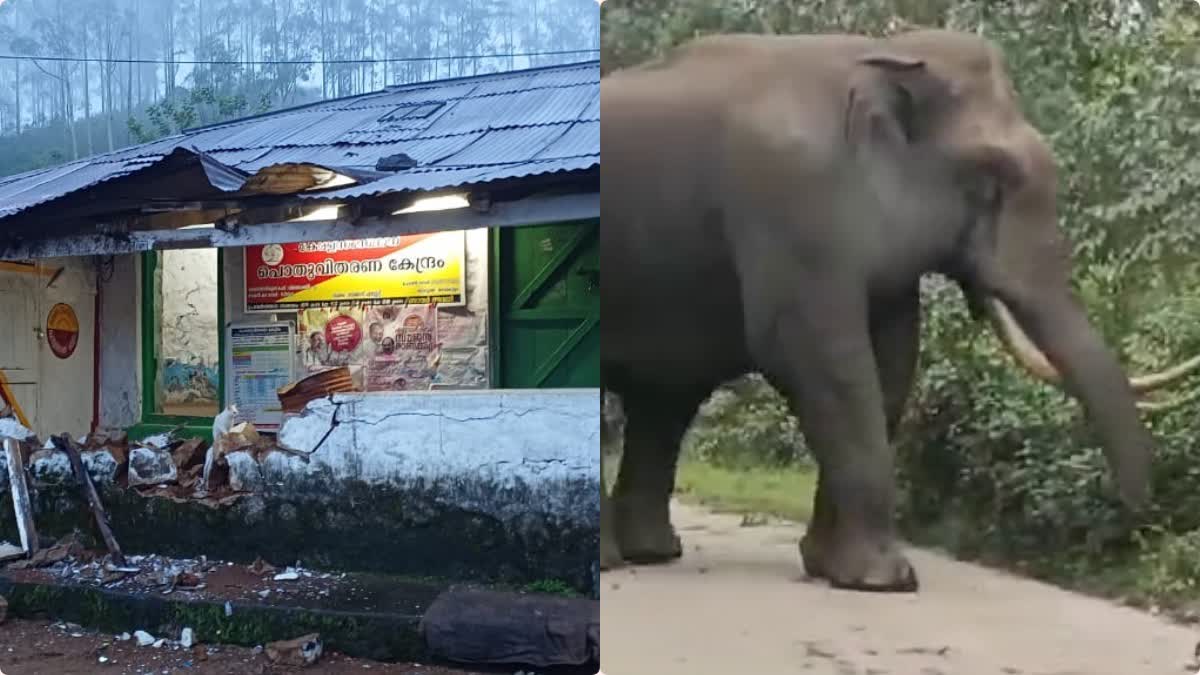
[610,388,705,565]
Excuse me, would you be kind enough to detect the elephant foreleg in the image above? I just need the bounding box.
[750,278,917,592]
[804,289,921,580]
[600,393,624,570]
[610,390,702,564]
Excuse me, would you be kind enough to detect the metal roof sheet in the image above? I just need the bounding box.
[0,60,599,224]
[307,156,599,201]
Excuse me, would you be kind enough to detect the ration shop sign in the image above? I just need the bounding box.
[244,231,466,312]
[46,303,80,359]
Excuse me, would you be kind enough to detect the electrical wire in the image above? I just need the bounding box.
[0,48,600,67]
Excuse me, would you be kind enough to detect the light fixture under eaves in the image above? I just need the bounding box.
[180,223,216,230]
[393,194,469,215]
[291,205,342,222]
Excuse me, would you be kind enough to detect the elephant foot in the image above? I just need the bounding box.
[798,530,830,580]
[800,532,918,593]
[614,494,683,564]
[600,530,625,571]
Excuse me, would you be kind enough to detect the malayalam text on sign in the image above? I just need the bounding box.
[243,231,466,312]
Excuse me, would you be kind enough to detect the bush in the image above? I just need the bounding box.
[683,374,808,469]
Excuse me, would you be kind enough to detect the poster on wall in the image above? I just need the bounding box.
[243,231,466,312]
[432,307,488,388]
[365,304,438,391]
[297,308,369,374]
[226,323,296,430]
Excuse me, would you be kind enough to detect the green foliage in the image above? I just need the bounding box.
[684,374,807,469]
[603,0,1200,602]
[126,87,270,143]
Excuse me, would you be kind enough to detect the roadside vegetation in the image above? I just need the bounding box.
[603,0,1200,616]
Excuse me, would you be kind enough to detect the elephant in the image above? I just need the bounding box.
[599,28,1200,592]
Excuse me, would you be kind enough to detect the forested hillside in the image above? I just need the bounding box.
[603,0,1200,610]
[0,0,600,176]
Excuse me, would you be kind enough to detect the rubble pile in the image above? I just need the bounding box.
[0,412,279,505]
[3,535,350,605]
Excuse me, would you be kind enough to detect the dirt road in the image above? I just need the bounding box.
[600,502,1198,675]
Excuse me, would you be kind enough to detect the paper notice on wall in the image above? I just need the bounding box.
[365,304,438,391]
[297,308,368,374]
[436,307,487,349]
[432,347,488,389]
[226,323,296,430]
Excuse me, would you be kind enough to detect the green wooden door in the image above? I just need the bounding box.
[493,220,599,388]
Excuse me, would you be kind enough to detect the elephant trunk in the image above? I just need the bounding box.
[981,292,1151,509]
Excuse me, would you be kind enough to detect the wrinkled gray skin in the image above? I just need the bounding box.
[600,29,1155,592]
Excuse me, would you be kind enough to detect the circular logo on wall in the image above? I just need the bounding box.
[46,303,79,359]
[261,244,285,266]
[324,314,362,353]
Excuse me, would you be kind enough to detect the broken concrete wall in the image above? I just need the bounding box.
[3,389,601,597]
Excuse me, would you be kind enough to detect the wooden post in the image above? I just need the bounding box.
[51,435,124,565]
[5,437,37,557]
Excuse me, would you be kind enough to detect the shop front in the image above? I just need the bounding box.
[0,60,601,596]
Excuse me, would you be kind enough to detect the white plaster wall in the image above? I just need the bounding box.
[37,257,98,438]
[159,248,220,368]
[231,388,600,523]
[99,255,140,429]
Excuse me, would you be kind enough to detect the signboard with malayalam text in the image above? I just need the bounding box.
[243,231,466,312]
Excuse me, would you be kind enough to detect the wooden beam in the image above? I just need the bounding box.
[0,192,600,260]
[52,434,125,565]
[5,438,38,557]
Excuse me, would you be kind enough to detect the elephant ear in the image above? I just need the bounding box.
[846,53,939,148]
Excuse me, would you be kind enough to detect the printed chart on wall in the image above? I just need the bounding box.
[243,231,466,312]
[226,323,296,430]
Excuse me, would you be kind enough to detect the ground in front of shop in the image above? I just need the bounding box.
[0,618,488,675]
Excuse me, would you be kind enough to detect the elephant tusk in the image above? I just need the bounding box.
[1136,386,1200,412]
[984,298,1200,395]
[985,299,1059,382]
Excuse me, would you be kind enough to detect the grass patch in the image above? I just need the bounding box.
[674,460,817,523]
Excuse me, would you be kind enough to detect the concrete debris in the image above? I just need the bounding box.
[80,449,119,484]
[0,418,35,443]
[1,415,289,510]
[172,438,207,471]
[127,445,178,487]
[265,633,323,667]
[180,626,195,649]
[27,447,72,485]
[139,432,174,450]
[0,542,23,562]
[249,557,277,576]
[134,629,155,646]
[116,632,131,641]
[273,568,301,581]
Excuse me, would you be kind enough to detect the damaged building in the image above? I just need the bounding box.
[0,60,600,605]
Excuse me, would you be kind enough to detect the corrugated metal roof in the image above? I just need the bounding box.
[0,60,599,223]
